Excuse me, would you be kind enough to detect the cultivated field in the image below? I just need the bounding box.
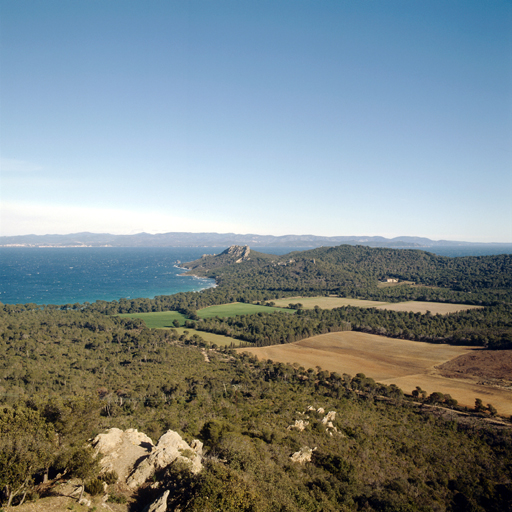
[376,301,483,315]
[118,311,188,328]
[271,297,388,309]
[117,312,242,346]
[197,302,295,319]
[117,303,292,327]
[239,331,512,416]
[173,327,241,347]
[270,296,482,315]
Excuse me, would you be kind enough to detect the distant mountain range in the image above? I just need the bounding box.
[0,231,507,248]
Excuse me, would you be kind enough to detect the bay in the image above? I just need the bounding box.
[1,244,511,306]
[0,247,221,306]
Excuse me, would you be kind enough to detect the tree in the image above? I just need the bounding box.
[427,392,445,405]
[67,446,100,501]
[412,386,424,400]
[0,406,55,507]
[444,394,458,408]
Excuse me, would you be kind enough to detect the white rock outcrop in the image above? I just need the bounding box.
[290,446,316,464]
[287,419,309,431]
[92,428,154,483]
[127,430,203,489]
[321,411,336,424]
[143,490,170,512]
[92,428,203,490]
[321,411,338,434]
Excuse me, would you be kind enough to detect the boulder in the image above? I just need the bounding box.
[143,490,170,512]
[290,446,316,464]
[322,411,336,424]
[91,428,154,483]
[127,430,203,488]
[287,419,309,431]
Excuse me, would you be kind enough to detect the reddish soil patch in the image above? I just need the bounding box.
[239,332,512,415]
[437,350,512,382]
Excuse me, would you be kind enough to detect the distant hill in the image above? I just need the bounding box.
[181,244,512,293]
[0,231,502,248]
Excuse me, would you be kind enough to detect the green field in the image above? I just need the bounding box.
[118,310,188,328]
[197,302,292,319]
[117,304,293,346]
[119,303,291,328]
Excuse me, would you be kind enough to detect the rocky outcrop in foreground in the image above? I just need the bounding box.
[92,428,203,488]
[127,430,203,488]
[92,428,154,483]
[91,428,203,512]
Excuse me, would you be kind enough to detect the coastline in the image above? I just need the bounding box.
[0,247,219,305]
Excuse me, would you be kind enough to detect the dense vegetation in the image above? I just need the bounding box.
[1,244,512,510]
[0,305,511,510]
[185,245,512,300]
[189,304,512,349]
[78,245,512,349]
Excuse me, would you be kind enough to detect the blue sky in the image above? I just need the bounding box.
[1,0,511,242]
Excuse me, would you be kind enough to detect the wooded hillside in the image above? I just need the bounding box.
[1,244,511,510]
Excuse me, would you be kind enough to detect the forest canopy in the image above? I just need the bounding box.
[1,244,511,510]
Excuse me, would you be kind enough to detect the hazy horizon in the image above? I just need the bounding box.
[1,1,511,243]
[2,230,512,246]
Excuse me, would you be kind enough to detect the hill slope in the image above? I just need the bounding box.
[183,244,512,294]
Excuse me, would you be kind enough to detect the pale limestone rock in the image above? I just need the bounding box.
[290,446,316,464]
[143,490,170,512]
[92,428,154,483]
[287,419,309,431]
[127,430,202,489]
[191,439,203,456]
[317,407,325,414]
[321,411,336,424]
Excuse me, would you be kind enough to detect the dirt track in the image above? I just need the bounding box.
[239,332,512,416]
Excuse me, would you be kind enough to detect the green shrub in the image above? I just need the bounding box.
[98,470,118,484]
[107,493,127,504]
[85,478,104,496]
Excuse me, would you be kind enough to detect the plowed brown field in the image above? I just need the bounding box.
[239,332,512,416]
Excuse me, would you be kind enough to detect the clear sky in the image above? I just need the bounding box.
[1,0,511,242]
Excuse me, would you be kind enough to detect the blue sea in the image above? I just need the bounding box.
[1,244,511,306]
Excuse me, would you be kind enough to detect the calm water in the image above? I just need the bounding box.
[1,244,511,305]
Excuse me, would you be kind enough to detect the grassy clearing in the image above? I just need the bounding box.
[239,331,512,415]
[173,327,242,347]
[118,311,188,328]
[196,302,293,319]
[117,312,241,346]
[270,296,389,309]
[376,301,483,315]
[270,296,483,315]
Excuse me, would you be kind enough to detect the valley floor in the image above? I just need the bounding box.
[238,331,512,416]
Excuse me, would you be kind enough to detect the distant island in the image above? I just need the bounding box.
[0,231,509,248]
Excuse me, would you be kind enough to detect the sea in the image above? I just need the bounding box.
[1,244,511,306]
